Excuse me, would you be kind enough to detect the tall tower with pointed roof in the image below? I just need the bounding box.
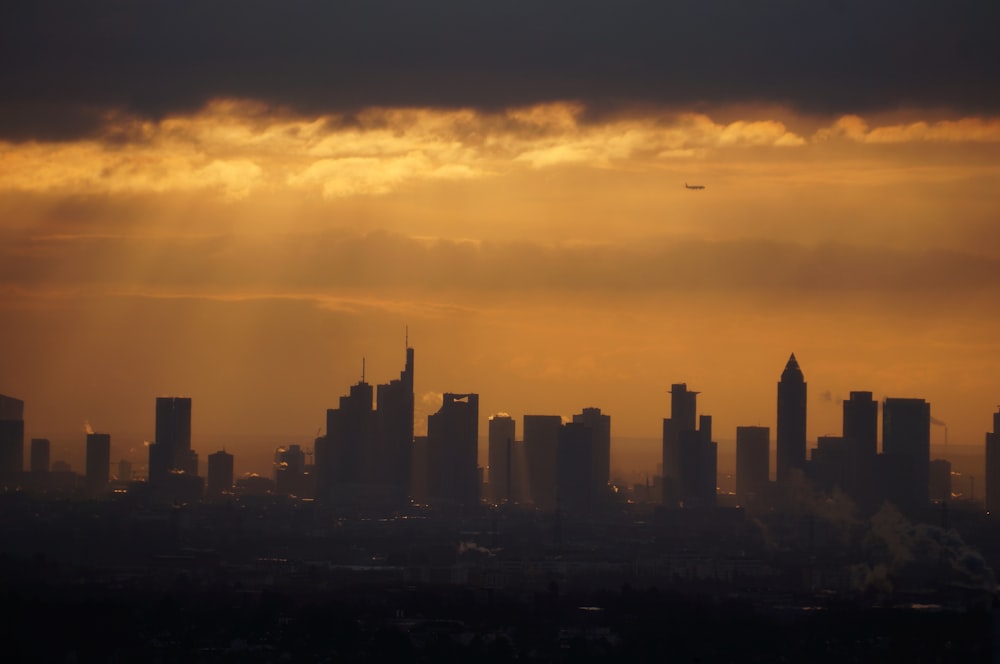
[776,353,807,483]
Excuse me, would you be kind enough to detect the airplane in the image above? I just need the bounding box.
[685,182,706,190]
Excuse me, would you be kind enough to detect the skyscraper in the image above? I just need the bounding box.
[0,394,25,482]
[736,425,769,504]
[149,397,193,485]
[882,397,930,515]
[488,413,515,502]
[426,393,479,507]
[985,408,1000,513]
[315,345,414,506]
[317,377,375,503]
[375,346,414,504]
[776,354,807,483]
[572,407,611,494]
[524,414,562,510]
[85,432,111,493]
[557,421,594,513]
[843,391,878,510]
[662,384,716,508]
[207,450,234,496]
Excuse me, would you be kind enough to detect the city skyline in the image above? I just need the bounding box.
[1,2,999,473]
[0,349,991,488]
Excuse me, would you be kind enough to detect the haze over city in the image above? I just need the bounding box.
[3,2,1000,660]
[2,2,1000,471]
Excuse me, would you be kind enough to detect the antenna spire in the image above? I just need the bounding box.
[362,357,365,382]
[405,325,409,348]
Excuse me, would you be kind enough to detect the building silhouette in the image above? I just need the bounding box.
[318,376,375,504]
[426,393,479,508]
[524,414,562,510]
[776,354,807,483]
[735,425,769,505]
[986,408,1000,513]
[488,413,515,502]
[85,432,111,493]
[882,397,930,515]
[809,435,852,496]
[316,346,414,506]
[557,421,595,513]
[30,438,50,474]
[0,395,25,483]
[149,397,195,485]
[375,346,414,505]
[843,391,879,511]
[572,407,611,496]
[662,384,717,508]
[274,444,309,497]
[207,450,234,496]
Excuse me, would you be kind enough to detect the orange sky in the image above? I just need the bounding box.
[1,101,999,475]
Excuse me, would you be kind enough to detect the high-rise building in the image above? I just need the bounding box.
[524,414,562,510]
[30,438,50,474]
[488,413,515,502]
[572,407,611,494]
[985,408,1000,513]
[318,377,375,503]
[149,397,194,485]
[662,384,716,508]
[375,346,414,504]
[809,435,852,495]
[316,346,414,506]
[207,450,234,496]
[843,391,879,510]
[736,426,769,504]
[557,421,594,513]
[882,397,930,515]
[85,432,111,492]
[0,395,25,482]
[274,444,308,497]
[776,354,807,483]
[426,393,479,507]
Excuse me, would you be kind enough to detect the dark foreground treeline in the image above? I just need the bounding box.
[0,579,990,663]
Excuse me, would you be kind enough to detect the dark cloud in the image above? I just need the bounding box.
[2,0,999,140]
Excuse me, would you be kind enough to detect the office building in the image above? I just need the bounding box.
[426,393,479,507]
[85,432,111,492]
[316,346,414,506]
[375,346,414,504]
[488,413,516,502]
[0,395,25,482]
[882,397,930,515]
[149,397,194,485]
[572,407,611,494]
[843,391,879,510]
[986,408,1000,512]
[736,426,769,504]
[557,421,594,513]
[207,450,234,496]
[274,444,308,497]
[524,414,562,510]
[776,354,807,483]
[662,384,716,508]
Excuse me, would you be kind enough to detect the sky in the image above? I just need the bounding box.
[2,1,999,476]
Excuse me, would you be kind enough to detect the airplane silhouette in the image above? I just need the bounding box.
[685,182,706,190]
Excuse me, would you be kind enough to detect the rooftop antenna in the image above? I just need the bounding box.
[362,357,366,383]
[405,325,409,348]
